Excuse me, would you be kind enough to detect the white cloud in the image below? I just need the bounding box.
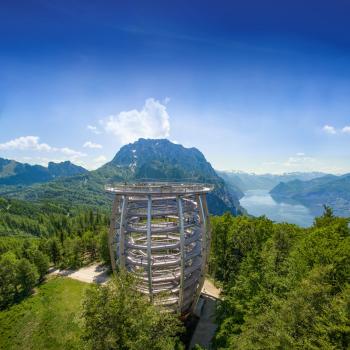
[94,155,107,162]
[0,136,106,170]
[102,98,170,144]
[87,125,101,134]
[59,147,85,157]
[78,155,107,170]
[0,136,86,162]
[0,136,51,151]
[323,125,336,134]
[83,141,103,149]
[321,124,350,135]
[341,126,350,134]
[93,155,107,165]
[283,153,316,168]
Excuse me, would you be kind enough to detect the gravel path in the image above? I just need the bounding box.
[49,263,109,284]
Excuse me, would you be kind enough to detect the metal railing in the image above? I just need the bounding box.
[105,182,214,195]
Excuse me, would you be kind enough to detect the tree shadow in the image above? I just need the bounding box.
[189,293,219,349]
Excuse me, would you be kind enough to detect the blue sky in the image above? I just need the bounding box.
[0,0,350,173]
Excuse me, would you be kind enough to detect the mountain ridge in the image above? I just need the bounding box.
[98,139,242,215]
[0,158,88,186]
[217,170,329,192]
[0,139,242,215]
[270,173,350,217]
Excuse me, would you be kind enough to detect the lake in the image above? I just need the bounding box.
[240,189,314,227]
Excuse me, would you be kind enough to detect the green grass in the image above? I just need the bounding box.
[0,277,88,350]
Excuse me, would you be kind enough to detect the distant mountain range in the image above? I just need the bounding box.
[270,173,350,217]
[0,158,87,185]
[2,141,348,218]
[219,170,350,218]
[0,139,243,215]
[217,170,328,192]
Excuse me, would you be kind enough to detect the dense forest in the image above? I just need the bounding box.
[209,208,350,349]
[0,196,110,309]
[0,195,184,349]
[1,193,349,349]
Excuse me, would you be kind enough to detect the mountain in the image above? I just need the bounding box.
[270,173,350,217]
[99,139,242,215]
[0,158,87,186]
[217,170,328,192]
[0,139,242,215]
[47,161,88,178]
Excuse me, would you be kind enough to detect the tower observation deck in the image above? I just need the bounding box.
[106,182,213,316]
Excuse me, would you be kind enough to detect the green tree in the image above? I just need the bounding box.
[16,258,39,295]
[98,228,111,268]
[314,205,335,227]
[82,271,183,350]
[211,210,350,350]
[49,237,62,265]
[32,250,50,280]
[82,231,98,261]
[0,252,18,308]
[62,237,83,268]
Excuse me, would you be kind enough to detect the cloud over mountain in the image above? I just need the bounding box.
[102,98,170,144]
[0,136,86,163]
[0,136,51,151]
[83,141,102,149]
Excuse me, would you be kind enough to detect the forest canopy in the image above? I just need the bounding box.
[209,208,350,349]
[0,193,349,349]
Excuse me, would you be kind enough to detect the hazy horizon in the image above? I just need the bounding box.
[0,137,347,176]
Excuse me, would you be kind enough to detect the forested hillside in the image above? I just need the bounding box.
[271,173,350,217]
[0,158,87,186]
[1,141,349,349]
[1,191,349,348]
[0,195,183,349]
[0,139,243,215]
[0,196,110,309]
[210,208,350,349]
[218,170,327,192]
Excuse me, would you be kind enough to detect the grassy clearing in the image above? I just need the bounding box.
[0,276,88,350]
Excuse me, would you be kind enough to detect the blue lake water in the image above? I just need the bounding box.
[240,189,314,227]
